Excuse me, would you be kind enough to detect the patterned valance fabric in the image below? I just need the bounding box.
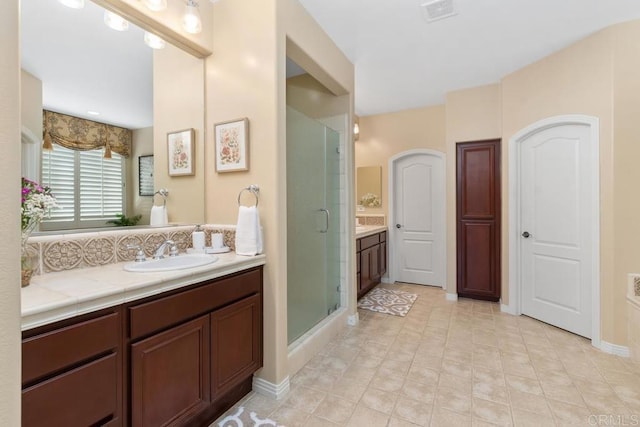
[43,110,132,158]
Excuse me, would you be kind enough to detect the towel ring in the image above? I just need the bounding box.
[154,188,168,207]
[238,185,259,207]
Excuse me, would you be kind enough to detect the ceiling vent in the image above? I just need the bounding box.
[421,0,457,23]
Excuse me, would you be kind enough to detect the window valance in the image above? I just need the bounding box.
[43,110,131,158]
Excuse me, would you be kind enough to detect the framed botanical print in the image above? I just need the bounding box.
[167,129,195,176]
[214,118,249,172]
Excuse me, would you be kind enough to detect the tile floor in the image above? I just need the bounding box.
[214,283,640,426]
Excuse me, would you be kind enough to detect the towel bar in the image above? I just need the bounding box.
[238,185,259,207]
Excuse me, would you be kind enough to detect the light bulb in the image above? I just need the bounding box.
[58,0,84,9]
[144,32,166,49]
[182,0,202,34]
[104,10,129,31]
[142,0,167,12]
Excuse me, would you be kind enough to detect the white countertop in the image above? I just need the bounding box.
[355,225,387,239]
[21,252,266,331]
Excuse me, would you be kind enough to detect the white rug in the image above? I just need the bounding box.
[357,287,418,317]
[216,406,281,427]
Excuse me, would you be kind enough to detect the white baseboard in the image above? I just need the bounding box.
[599,341,630,358]
[252,375,290,400]
[445,293,458,301]
[347,313,359,326]
[500,303,517,315]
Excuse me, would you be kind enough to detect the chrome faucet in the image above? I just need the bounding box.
[153,239,178,260]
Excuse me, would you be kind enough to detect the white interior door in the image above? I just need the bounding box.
[393,152,445,286]
[519,123,594,338]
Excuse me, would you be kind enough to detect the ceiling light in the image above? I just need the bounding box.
[142,0,167,12]
[183,0,202,34]
[144,32,166,49]
[58,0,85,9]
[104,10,129,31]
[87,111,100,116]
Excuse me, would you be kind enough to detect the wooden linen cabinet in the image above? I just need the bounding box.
[456,139,501,301]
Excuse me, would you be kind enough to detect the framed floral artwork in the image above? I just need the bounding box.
[214,118,249,172]
[167,129,195,176]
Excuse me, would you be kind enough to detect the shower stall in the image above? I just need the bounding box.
[286,106,342,344]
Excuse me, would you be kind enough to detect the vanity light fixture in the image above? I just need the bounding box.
[353,121,360,141]
[142,0,167,12]
[58,0,85,9]
[182,0,202,34]
[104,10,129,31]
[144,31,166,49]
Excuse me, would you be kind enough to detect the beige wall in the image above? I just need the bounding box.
[129,127,154,224]
[0,0,23,424]
[20,70,42,142]
[355,105,446,217]
[286,74,350,120]
[445,84,502,295]
[153,43,205,225]
[611,21,640,345]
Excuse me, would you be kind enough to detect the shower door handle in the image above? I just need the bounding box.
[318,208,330,233]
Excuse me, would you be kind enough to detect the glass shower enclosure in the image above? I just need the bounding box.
[287,106,341,344]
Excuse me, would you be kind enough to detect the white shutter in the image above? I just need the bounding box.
[41,146,75,222]
[42,146,125,229]
[79,150,124,221]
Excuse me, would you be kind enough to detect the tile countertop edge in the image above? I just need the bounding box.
[355,225,388,239]
[22,253,266,331]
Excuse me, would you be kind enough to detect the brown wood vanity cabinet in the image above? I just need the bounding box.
[356,231,387,299]
[22,266,263,427]
[22,309,123,427]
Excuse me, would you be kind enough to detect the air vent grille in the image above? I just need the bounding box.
[421,0,457,22]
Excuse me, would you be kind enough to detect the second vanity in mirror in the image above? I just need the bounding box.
[356,165,382,208]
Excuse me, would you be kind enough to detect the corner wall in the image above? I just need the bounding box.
[0,0,23,423]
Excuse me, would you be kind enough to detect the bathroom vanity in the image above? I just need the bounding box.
[21,253,265,427]
[356,226,387,299]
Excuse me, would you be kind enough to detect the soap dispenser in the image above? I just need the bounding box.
[192,225,205,251]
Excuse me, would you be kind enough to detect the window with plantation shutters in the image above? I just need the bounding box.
[41,145,125,230]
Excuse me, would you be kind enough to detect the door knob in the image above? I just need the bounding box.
[396,224,402,229]
[522,231,531,238]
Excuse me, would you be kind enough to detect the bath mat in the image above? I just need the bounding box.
[357,287,418,317]
[216,406,282,427]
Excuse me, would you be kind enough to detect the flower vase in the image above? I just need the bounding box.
[21,250,37,288]
[21,224,38,287]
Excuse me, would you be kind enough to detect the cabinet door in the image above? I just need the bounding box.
[131,316,210,427]
[211,294,262,397]
[379,241,387,277]
[360,247,372,294]
[370,243,381,282]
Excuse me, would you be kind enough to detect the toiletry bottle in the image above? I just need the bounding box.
[192,225,205,251]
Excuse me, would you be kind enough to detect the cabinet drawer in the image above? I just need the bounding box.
[22,353,118,427]
[129,268,262,340]
[23,312,119,386]
[359,234,379,250]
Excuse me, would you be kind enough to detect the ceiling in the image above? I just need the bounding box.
[21,0,640,126]
[21,0,152,129]
[298,0,640,116]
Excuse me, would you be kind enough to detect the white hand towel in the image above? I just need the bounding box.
[150,205,167,226]
[235,206,263,256]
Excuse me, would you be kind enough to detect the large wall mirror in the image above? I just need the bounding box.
[356,166,382,207]
[21,0,205,232]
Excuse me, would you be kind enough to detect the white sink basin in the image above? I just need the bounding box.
[124,254,218,272]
